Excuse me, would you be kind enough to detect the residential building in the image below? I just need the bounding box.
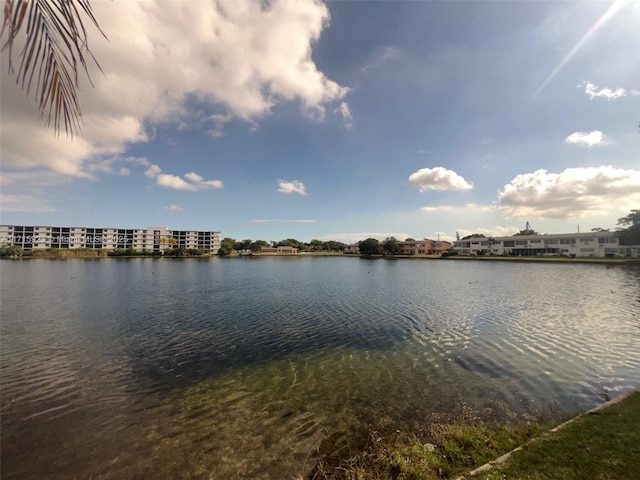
[344,243,360,254]
[452,231,638,258]
[397,239,452,255]
[0,225,221,254]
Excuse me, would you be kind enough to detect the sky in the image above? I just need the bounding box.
[1,0,639,243]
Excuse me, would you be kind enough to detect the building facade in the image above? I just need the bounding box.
[452,231,638,258]
[0,225,221,254]
[397,239,452,255]
[257,246,298,255]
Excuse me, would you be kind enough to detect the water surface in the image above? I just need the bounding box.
[1,257,638,479]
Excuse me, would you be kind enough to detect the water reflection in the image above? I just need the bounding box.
[1,258,638,479]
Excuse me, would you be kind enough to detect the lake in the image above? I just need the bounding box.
[1,257,639,479]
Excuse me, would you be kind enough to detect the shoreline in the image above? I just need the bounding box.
[2,252,639,264]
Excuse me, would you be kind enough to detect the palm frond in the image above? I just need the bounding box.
[2,0,105,137]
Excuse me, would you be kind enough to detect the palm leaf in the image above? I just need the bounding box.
[1,0,105,137]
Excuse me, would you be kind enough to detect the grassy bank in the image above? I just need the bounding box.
[472,390,640,479]
[308,407,566,480]
[307,390,640,480]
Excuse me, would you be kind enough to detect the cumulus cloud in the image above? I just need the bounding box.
[146,164,223,191]
[498,166,640,218]
[1,0,349,182]
[165,204,186,212]
[278,179,307,195]
[581,82,626,100]
[564,131,608,147]
[408,167,473,191]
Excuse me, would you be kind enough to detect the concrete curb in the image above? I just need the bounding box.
[454,388,640,479]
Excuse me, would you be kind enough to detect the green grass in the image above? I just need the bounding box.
[474,391,640,480]
[309,415,560,479]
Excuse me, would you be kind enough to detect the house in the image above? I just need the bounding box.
[344,243,360,254]
[397,239,452,255]
[258,246,298,255]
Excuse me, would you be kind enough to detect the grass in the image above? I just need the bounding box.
[473,391,640,480]
[308,391,640,479]
[308,411,562,479]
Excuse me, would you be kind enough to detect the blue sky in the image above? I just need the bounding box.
[1,0,639,243]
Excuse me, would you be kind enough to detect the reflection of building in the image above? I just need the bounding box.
[0,225,221,254]
[398,239,452,255]
[258,246,298,255]
[452,231,639,258]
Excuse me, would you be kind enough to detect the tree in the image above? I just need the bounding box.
[250,240,269,252]
[461,233,486,240]
[358,238,381,255]
[616,209,640,245]
[514,221,538,236]
[513,229,538,236]
[404,237,415,242]
[382,236,400,255]
[618,209,640,228]
[1,0,106,136]
[218,237,237,256]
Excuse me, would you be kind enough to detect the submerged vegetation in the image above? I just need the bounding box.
[308,410,560,480]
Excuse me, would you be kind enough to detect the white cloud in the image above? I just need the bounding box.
[498,166,640,218]
[336,102,354,129]
[631,90,640,96]
[408,167,473,191]
[144,165,222,191]
[250,219,315,223]
[1,0,348,182]
[144,164,162,178]
[278,179,307,195]
[184,172,224,189]
[420,203,494,213]
[156,174,198,191]
[165,204,186,212]
[564,131,609,147]
[581,82,626,100]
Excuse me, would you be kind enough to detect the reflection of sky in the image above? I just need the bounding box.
[2,260,640,479]
[454,264,640,408]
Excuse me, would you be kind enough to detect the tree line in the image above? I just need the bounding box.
[218,238,346,256]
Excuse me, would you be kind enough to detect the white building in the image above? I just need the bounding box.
[452,231,639,258]
[0,225,221,254]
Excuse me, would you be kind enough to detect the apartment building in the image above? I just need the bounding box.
[452,231,638,258]
[0,225,221,254]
